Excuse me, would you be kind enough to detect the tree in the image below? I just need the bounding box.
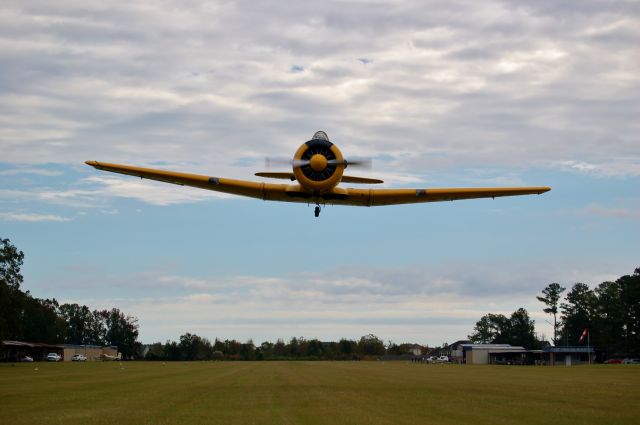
[508,308,538,349]
[357,334,385,356]
[59,303,97,345]
[20,297,65,343]
[386,341,402,355]
[469,309,539,349]
[273,339,287,357]
[179,333,210,360]
[468,313,508,344]
[616,269,640,355]
[288,337,302,357]
[240,339,256,360]
[145,342,165,360]
[307,339,324,358]
[0,237,140,350]
[259,341,274,360]
[560,283,596,345]
[98,308,139,359]
[593,280,624,356]
[0,238,25,341]
[221,339,242,359]
[338,338,357,359]
[536,282,565,345]
[164,340,181,360]
[0,238,24,290]
[322,341,339,360]
[0,239,64,343]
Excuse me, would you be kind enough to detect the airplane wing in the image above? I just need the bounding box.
[86,161,549,206]
[85,161,283,200]
[342,186,551,206]
[85,161,330,203]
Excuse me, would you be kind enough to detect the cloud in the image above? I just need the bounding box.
[556,160,640,177]
[52,258,630,343]
[0,0,637,178]
[0,212,71,222]
[581,203,640,220]
[2,1,639,345]
[0,173,233,207]
[0,167,63,177]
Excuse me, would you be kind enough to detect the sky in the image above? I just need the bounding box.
[1,0,639,346]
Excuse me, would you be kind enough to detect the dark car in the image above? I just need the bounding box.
[604,358,623,364]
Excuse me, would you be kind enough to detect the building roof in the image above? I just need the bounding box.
[63,344,118,349]
[2,340,63,349]
[461,344,522,350]
[448,340,471,348]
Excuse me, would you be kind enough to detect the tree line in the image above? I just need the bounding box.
[537,269,640,357]
[144,333,391,361]
[467,308,540,349]
[0,238,140,358]
[468,267,640,357]
[3,237,638,359]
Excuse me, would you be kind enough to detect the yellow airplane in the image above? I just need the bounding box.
[86,131,550,217]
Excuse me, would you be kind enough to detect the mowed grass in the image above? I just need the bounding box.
[1,361,638,425]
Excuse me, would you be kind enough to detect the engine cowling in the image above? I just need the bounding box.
[292,131,345,192]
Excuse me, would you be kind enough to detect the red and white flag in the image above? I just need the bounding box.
[579,328,588,343]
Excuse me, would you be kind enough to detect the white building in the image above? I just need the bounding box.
[457,344,527,364]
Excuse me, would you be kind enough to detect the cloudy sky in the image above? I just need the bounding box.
[1,0,638,346]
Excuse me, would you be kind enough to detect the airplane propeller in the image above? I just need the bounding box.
[266,157,372,169]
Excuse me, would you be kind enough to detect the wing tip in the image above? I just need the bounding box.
[85,160,98,167]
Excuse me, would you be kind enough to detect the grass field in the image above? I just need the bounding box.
[1,361,638,425]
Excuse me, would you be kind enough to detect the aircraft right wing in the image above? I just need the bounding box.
[86,161,273,198]
[85,161,318,203]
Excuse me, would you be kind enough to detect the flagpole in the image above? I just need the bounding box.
[588,328,590,365]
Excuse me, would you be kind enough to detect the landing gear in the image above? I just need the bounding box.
[314,204,321,217]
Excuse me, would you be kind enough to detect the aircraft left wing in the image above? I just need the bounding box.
[330,186,551,206]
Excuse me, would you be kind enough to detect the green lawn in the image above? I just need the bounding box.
[1,361,638,425]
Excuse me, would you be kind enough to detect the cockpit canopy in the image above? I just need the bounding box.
[312,131,329,141]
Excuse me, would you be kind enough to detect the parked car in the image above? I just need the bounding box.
[623,358,640,364]
[71,354,87,362]
[20,356,34,362]
[604,358,623,364]
[436,355,449,363]
[46,352,61,362]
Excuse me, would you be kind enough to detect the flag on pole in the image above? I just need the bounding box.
[579,327,588,343]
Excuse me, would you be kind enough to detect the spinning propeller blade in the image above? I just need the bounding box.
[266,157,372,169]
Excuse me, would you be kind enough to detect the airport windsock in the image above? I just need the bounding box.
[579,328,588,343]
